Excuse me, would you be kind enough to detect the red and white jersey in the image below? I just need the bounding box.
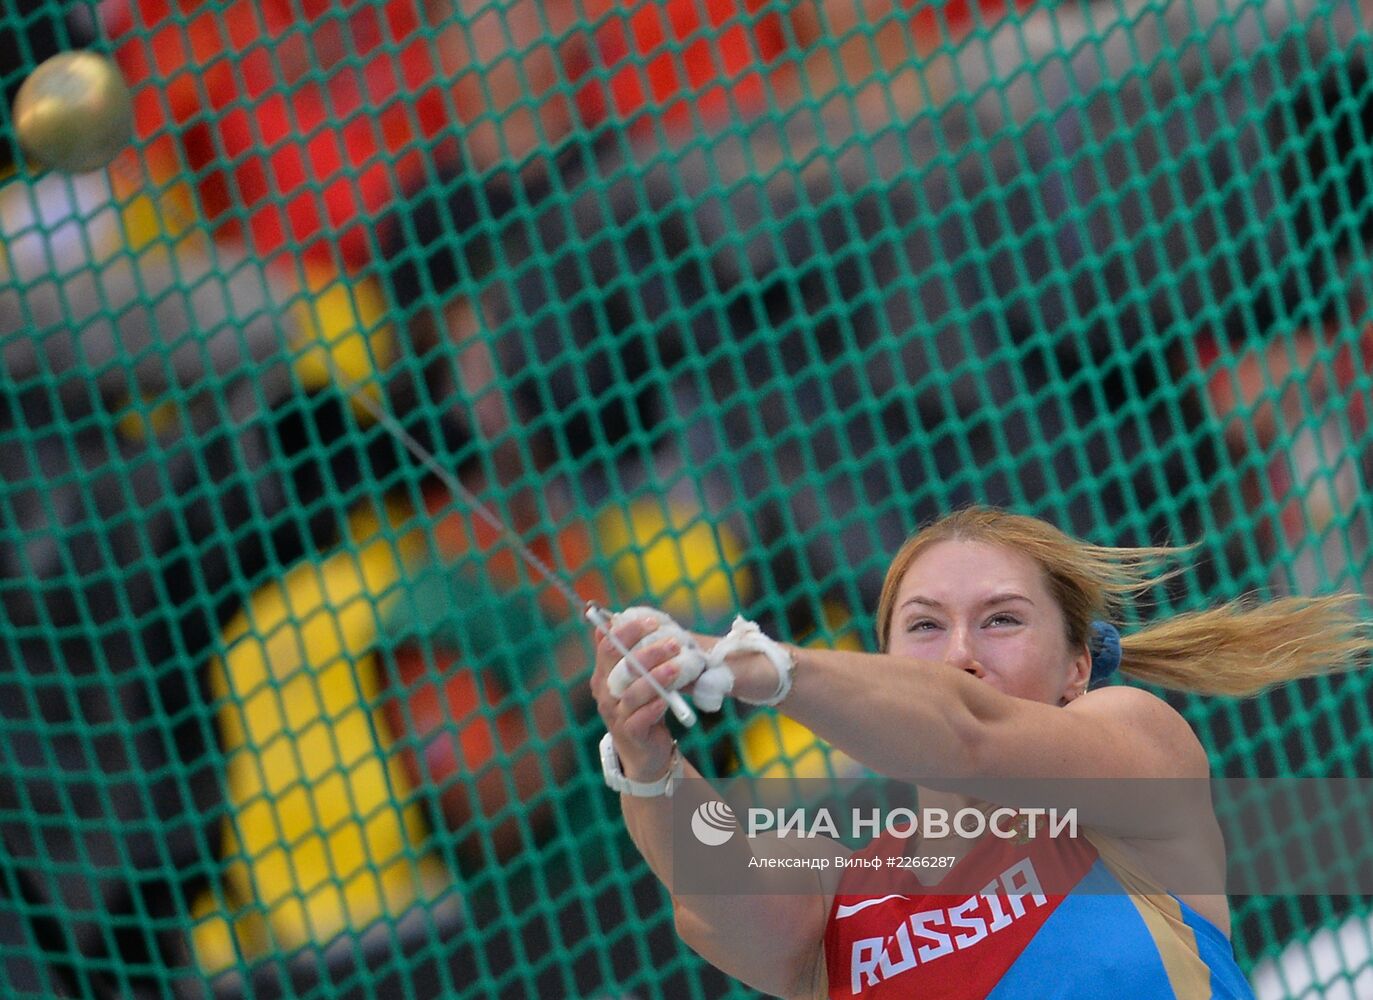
[822,826,1253,999]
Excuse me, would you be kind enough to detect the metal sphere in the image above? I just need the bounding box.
[12,51,133,174]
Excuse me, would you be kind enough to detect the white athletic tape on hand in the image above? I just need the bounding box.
[705,616,796,708]
[606,607,708,699]
[689,662,735,713]
[604,608,794,714]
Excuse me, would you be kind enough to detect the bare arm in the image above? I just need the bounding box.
[727,644,1212,839]
[620,767,839,999]
[591,621,840,999]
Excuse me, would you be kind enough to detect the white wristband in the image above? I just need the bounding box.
[599,733,685,797]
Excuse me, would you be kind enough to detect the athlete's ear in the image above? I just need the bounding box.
[1062,642,1091,704]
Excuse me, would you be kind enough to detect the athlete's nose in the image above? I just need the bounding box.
[943,626,985,678]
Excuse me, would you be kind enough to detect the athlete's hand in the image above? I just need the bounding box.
[591,608,708,780]
[603,607,709,699]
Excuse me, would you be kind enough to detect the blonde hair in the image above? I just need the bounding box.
[874,506,1368,697]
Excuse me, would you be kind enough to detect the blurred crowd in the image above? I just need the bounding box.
[3,0,1373,995]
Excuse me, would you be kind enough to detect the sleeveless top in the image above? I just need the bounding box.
[822,818,1254,999]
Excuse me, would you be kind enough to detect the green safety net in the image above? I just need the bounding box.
[2,0,1372,997]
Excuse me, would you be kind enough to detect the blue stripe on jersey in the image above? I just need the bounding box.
[984,860,1199,999]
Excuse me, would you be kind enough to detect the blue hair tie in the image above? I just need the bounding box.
[1088,620,1122,685]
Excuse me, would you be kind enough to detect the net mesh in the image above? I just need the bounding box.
[1,0,1372,997]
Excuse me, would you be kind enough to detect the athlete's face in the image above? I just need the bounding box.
[887,539,1090,705]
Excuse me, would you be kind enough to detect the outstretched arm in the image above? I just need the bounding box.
[728,640,1211,838]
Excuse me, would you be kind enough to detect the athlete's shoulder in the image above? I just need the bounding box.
[1068,685,1209,779]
